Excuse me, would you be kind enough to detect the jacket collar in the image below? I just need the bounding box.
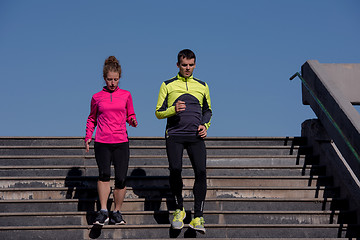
[177,73,193,82]
[102,86,120,93]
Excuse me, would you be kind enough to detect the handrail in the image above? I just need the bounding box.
[290,72,360,163]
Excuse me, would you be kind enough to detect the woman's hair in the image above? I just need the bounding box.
[103,56,121,79]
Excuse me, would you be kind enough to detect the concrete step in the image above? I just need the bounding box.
[0,136,306,147]
[1,210,355,227]
[0,224,358,239]
[0,198,349,213]
[2,136,354,239]
[201,136,306,147]
[0,145,303,156]
[0,165,326,177]
[0,155,316,167]
[101,239,347,240]
[0,137,86,146]
[0,186,340,200]
[0,176,334,189]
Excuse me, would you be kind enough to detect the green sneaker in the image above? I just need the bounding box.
[171,208,186,229]
[189,217,206,234]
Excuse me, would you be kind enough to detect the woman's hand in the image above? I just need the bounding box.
[129,117,138,127]
[85,139,91,152]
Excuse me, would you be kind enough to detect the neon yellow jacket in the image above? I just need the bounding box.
[155,73,212,136]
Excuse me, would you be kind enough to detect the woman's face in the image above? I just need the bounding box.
[105,71,120,92]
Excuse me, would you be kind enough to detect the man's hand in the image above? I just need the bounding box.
[85,139,91,152]
[175,100,186,113]
[198,125,207,138]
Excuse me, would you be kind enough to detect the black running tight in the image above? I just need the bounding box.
[94,142,129,189]
[166,135,207,218]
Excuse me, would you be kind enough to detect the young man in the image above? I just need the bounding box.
[155,49,212,234]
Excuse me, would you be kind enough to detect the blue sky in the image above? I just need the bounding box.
[0,0,359,137]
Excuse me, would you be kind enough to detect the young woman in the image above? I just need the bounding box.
[85,56,137,225]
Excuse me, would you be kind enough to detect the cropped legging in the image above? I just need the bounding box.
[94,142,129,189]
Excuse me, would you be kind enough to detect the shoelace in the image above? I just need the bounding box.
[114,212,123,220]
[193,217,205,226]
[96,211,108,221]
[99,211,108,217]
[173,209,182,220]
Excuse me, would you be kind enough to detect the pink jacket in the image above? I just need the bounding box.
[85,87,136,143]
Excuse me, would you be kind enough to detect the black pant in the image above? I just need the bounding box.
[94,142,129,189]
[166,135,207,218]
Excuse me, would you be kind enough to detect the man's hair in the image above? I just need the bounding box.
[177,49,196,64]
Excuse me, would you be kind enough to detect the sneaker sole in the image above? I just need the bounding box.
[115,221,126,225]
[189,224,206,234]
[171,223,184,230]
[93,218,109,226]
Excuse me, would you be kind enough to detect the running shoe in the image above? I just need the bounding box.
[171,208,186,229]
[93,210,109,226]
[189,217,206,234]
[112,211,126,225]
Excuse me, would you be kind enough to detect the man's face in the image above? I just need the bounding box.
[177,57,196,78]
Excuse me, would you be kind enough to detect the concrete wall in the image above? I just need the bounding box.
[304,62,360,105]
[300,60,360,221]
[301,60,360,177]
[302,119,360,218]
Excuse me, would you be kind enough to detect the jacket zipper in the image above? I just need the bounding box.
[186,80,188,91]
[110,93,112,102]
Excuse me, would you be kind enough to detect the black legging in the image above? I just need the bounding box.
[166,135,207,218]
[94,142,129,189]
